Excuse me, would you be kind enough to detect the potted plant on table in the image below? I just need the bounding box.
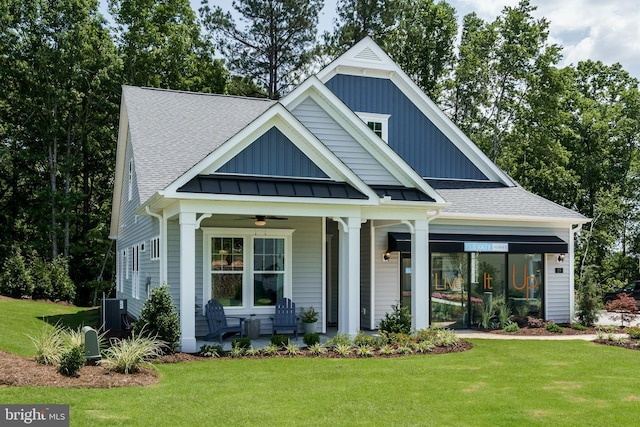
[301,307,318,334]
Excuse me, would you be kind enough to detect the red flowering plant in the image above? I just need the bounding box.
[605,293,638,327]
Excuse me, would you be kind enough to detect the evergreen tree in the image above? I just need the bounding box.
[201,0,323,99]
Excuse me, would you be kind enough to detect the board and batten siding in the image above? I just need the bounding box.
[291,97,402,186]
[114,132,162,319]
[325,74,488,181]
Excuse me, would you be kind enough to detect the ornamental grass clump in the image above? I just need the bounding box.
[101,332,165,374]
[29,323,68,365]
[308,342,327,356]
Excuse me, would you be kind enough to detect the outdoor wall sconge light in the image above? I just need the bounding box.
[383,251,391,262]
[557,253,566,263]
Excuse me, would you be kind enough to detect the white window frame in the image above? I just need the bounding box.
[119,249,127,292]
[202,228,294,314]
[128,159,133,201]
[132,244,140,299]
[150,236,160,261]
[356,112,391,143]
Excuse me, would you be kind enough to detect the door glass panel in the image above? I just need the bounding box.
[470,253,505,326]
[431,253,469,328]
[401,255,412,313]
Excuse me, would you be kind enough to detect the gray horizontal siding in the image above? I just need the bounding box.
[292,98,402,186]
[545,254,571,323]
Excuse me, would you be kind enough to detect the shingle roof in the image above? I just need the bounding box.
[426,179,587,221]
[123,86,275,203]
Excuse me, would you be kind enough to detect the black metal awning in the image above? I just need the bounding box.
[178,175,368,199]
[387,232,568,254]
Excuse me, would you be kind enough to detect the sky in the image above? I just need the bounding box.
[205,0,640,79]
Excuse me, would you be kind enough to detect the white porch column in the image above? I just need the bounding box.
[336,217,361,336]
[179,212,197,353]
[410,220,429,330]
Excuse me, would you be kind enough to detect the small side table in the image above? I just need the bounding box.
[244,318,261,339]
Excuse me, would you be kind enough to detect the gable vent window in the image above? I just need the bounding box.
[128,160,133,201]
[356,112,391,143]
[367,121,383,138]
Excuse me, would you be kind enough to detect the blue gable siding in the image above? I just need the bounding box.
[217,126,329,178]
[325,74,488,180]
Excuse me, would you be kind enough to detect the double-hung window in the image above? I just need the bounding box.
[203,228,293,311]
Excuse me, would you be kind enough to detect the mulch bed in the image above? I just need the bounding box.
[0,350,158,388]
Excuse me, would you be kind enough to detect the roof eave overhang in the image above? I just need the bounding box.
[438,212,592,225]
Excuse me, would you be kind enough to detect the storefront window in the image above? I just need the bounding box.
[508,254,543,318]
[470,253,505,326]
[430,251,544,327]
[431,253,469,327]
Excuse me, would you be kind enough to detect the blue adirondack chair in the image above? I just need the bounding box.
[204,300,245,343]
[271,298,299,340]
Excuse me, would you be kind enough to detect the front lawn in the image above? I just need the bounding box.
[2,300,640,426]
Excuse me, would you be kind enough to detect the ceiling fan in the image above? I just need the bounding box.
[238,215,288,226]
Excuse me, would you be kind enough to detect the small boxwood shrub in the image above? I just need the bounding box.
[571,323,588,331]
[270,335,289,348]
[232,337,251,349]
[503,323,521,333]
[58,345,85,377]
[303,332,320,346]
[545,322,563,333]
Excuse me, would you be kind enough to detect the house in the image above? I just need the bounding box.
[109,38,590,352]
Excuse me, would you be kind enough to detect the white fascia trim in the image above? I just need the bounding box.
[110,94,130,238]
[281,76,447,204]
[316,37,515,186]
[437,212,592,225]
[164,103,379,202]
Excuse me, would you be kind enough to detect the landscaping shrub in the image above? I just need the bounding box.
[49,256,75,303]
[353,330,376,347]
[545,322,564,333]
[627,326,640,340]
[503,323,521,333]
[270,335,289,348]
[29,323,69,365]
[605,293,638,327]
[378,303,411,334]
[303,332,320,347]
[325,332,352,347]
[0,247,33,298]
[571,323,588,331]
[575,267,601,326]
[58,345,85,377]
[232,337,251,349]
[527,316,545,328]
[102,332,165,374]
[428,328,459,347]
[382,332,415,347]
[200,344,223,358]
[30,256,53,300]
[133,285,180,353]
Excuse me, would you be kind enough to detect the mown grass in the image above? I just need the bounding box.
[2,300,640,426]
[0,299,98,357]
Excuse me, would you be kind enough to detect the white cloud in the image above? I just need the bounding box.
[449,0,640,78]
